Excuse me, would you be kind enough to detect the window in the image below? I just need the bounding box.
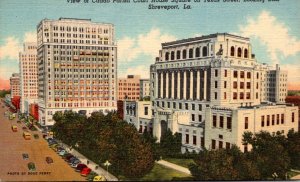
[213,115,217,127]
[176,50,181,59]
[185,134,189,144]
[173,102,176,109]
[202,46,208,57]
[193,136,197,145]
[292,112,295,122]
[281,114,284,124]
[224,70,227,77]
[276,114,280,125]
[261,116,265,127]
[212,139,216,149]
[244,49,248,58]
[215,92,217,99]
[227,117,232,130]
[192,104,195,110]
[246,92,250,99]
[224,81,227,88]
[240,92,244,99]
[215,70,218,77]
[219,141,223,149]
[233,92,237,100]
[144,107,148,115]
[238,47,242,57]
[240,82,244,89]
[224,92,227,100]
[192,114,195,121]
[182,50,187,59]
[256,72,259,79]
[185,103,188,110]
[199,104,202,111]
[201,137,204,147]
[233,81,238,89]
[234,71,238,78]
[240,71,245,78]
[247,82,251,89]
[189,49,193,58]
[230,46,235,56]
[272,115,275,125]
[245,117,249,129]
[226,142,231,149]
[167,102,170,108]
[195,47,200,57]
[171,51,175,60]
[256,92,259,99]
[267,115,270,126]
[247,72,251,79]
[179,103,182,109]
[220,116,224,128]
[165,52,169,61]
[215,81,218,88]
[198,115,202,122]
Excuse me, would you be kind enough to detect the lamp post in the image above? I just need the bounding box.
[103,160,111,177]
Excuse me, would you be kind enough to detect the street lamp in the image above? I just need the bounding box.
[103,160,111,177]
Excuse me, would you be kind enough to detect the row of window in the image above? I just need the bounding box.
[230,46,248,58]
[50,26,109,34]
[211,139,231,150]
[212,115,232,130]
[165,46,209,61]
[183,134,205,147]
[154,101,207,111]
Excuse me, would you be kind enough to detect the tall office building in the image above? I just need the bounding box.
[10,73,20,98]
[140,79,150,99]
[37,18,117,126]
[118,75,141,101]
[150,33,298,153]
[19,42,38,114]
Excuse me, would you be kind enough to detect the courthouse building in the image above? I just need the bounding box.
[19,42,39,114]
[150,33,298,153]
[37,18,117,126]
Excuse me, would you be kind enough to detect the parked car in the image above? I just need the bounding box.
[93,175,107,181]
[11,125,18,132]
[64,155,74,162]
[59,150,67,156]
[27,162,36,171]
[86,171,97,181]
[68,157,79,164]
[33,134,39,139]
[70,160,81,168]
[22,153,29,160]
[81,167,91,177]
[56,147,64,153]
[46,157,53,164]
[62,153,73,159]
[75,164,87,172]
[50,144,58,150]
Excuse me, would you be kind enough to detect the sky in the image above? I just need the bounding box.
[0,0,300,90]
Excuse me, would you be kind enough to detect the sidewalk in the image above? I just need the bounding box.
[58,142,118,181]
[156,160,191,175]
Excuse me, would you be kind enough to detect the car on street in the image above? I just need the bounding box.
[68,157,79,164]
[75,164,87,172]
[46,157,53,164]
[86,171,97,181]
[93,175,107,181]
[64,155,75,162]
[22,153,29,160]
[70,160,81,168]
[11,125,18,132]
[27,162,36,171]
[56,147,64,153]
[50,144,58,150]
[62,153,73,159]
[59,150,68,156]
[80,167,91,177]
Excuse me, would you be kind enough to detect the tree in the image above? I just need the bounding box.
[243,131,290,179]
[160,129,182,157]
[286,129,300,169]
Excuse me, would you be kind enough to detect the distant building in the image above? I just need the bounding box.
[150,33,298,153]
[37,18,117,126]
[286,96,300,131]
[140,79,150,99]
[124,100,153,133]
[10,73,20,99]
[19,42,38,115]
[118,75,141,101]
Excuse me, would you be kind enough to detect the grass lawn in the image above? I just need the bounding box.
[119,163,192,181]
[288,170,300,178]
[164,158,195,168]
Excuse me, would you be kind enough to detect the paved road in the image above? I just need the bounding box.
[156,160,191,175]
[0,102,85,181]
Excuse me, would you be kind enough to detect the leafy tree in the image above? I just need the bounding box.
[286,129,300,169]
[160,129,182,157]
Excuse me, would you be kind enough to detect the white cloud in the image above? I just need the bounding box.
[119,65,150,79]
[117,28,176,63]
[0,37,21,60]
[239,11,300,64]
[24,31,37,43]
[0,64,19,79]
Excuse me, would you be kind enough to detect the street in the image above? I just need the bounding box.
[0,102,86,181]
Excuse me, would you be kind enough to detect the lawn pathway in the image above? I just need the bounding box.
[156,160,191,175]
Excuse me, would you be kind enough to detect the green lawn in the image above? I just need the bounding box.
[119,163,192,181]
[164,158,195,168]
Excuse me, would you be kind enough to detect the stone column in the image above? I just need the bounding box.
[177,71,181,99]
[190,70,193,99]
[166,72,169,98]
[171,71,174,99]
[183,70,186,99]
[204,70,207,100]
[197,70,200,100]
[160,72,163,98]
